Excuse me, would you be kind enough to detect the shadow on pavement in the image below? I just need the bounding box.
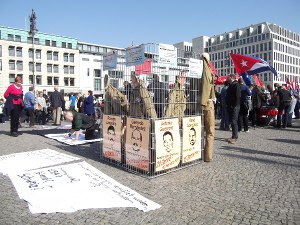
[268,138,300,145]
[220,145,300,160]
[219,152,300,168]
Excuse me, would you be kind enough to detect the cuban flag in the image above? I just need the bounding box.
[230,53,278,85]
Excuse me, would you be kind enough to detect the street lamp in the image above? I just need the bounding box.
[29,9,37,91]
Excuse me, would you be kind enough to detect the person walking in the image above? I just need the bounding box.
[49,86,64,125]
[225,74,241,144]
[4,76,24,136]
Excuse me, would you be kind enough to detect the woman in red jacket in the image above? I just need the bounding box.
[4,76,24,137]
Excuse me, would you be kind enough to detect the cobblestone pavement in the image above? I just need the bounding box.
[0,119,299,225]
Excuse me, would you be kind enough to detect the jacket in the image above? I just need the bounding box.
[72,112,95,131]
[252,86,266,108]
[226,81,241,108]
[200,57,215,108]
[49,91,64,108]
[24,91,35,109]
[84,95,95,115]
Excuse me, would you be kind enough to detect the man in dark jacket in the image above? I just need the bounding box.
[147,74,168,118]
[251,85,266,127]
[64,111,96,140]
[49,86,64,125]
[238,78,252,132]
[277,85,292,128]
[225,74,241,144]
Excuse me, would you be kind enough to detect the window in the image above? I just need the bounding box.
[45,40,51,46]
[34,38,39,45]
[35,49,41,59]
[64,53,68,62]
[64,77,69,86]
[0,59,2,71]
[82,58,89,61]
[27,37,33,44]
[36,75,42,85]
[54,77,59,85]
[94,69,101,77]
[8,34,14,41]
[29,62,33,72]
[64,65,69,74]
[29,49,33,58]
[47,64,52,73]
[0,45,2,57]
[69,66,74,74]
[36,63,41,72]
[68,43,72,49]
[62,42,66,48]
[9,74,15,83]
[52,41,56,47]
[70,78,75,86]
[53,64,59,73]
[9,60,15,70]
[69,54,74,62]
[47,51,52,60]
[258,25,262,34]
[15,35,21,42]
[29,75,33,85]
[9,46,15,56]
[94,79,101,91]
[87,68,90,76]
[17,61,23,71]
[47,76,53,85]
[53,52,58,61]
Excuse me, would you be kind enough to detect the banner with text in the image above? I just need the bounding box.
[125,45,145,66]
[188,59,203,78]
[182,116,202,163]
[0,149,79,175]
[154,118,181,172]
[135,59,152,75]
[158,43,177,67]
[103,115,122,161]
[9,161,161,213]
[125,117,150,171]
[103,51,118,71]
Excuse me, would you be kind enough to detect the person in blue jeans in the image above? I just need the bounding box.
[84,90,95,119]
[220,81,229,130]
[69,93,76,111]
[23,86,36,127]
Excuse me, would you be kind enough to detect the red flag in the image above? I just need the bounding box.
[209,62,219,77]
[135,59,152,75]
[253,74,263,87]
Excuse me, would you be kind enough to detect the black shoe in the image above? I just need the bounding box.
[10,132,18,137]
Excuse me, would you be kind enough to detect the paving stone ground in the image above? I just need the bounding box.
[0,119,299,225]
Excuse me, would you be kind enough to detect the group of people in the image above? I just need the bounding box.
[2,76,99,139]
[219,74,299,144]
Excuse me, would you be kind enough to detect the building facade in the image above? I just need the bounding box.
[0,26,80,96]
[192,22,300,87]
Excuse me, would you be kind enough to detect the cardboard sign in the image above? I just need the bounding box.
[154,118,180,172]
[125,118,150,171]
[102,115,122,161]
[182,116,202,163]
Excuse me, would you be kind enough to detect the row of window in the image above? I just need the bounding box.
[271,24,300,42]
[81,58,102,62]
[8,74,75,86]
[274,62,299,75]
[6,34,73,49]
[273,52,300,65]
[78,43,125,56]
[273,42,300,57]
[8,60,75,73]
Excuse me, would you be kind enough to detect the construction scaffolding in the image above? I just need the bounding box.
[99,43,205,177]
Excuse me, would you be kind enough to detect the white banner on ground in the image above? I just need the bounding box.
[0,149,80,175]
[9,161,161,213]
[44,133,102,146]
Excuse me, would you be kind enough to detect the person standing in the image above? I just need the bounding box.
[23,86,36,127]
[36,91,47,125]
[238,78,251,132]
[49,86,64,125]
[251,85,266,127]
[220,81,230,130]
[200,53,215,162]
[84,90,95,119]
[225,74,241,144]
[4,76,24,137]
[76,93,84,113]
[277,85,292,128]
[147,74,168,118]
[69,93,76,111]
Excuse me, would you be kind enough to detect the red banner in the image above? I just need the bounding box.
[253,74,263,87]
[135,59,152,75]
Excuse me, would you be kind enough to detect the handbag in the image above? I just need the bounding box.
[37,103,43,111]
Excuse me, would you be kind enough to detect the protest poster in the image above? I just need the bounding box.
[8,161,161,213]
[182,116,202,163]
[102,115,122,161]
[158,43,177,67]
[188,58,203,78]
[125,45,145,66]
[103,51,117,70]
[125,117,150,171]
[154,118,181,172]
